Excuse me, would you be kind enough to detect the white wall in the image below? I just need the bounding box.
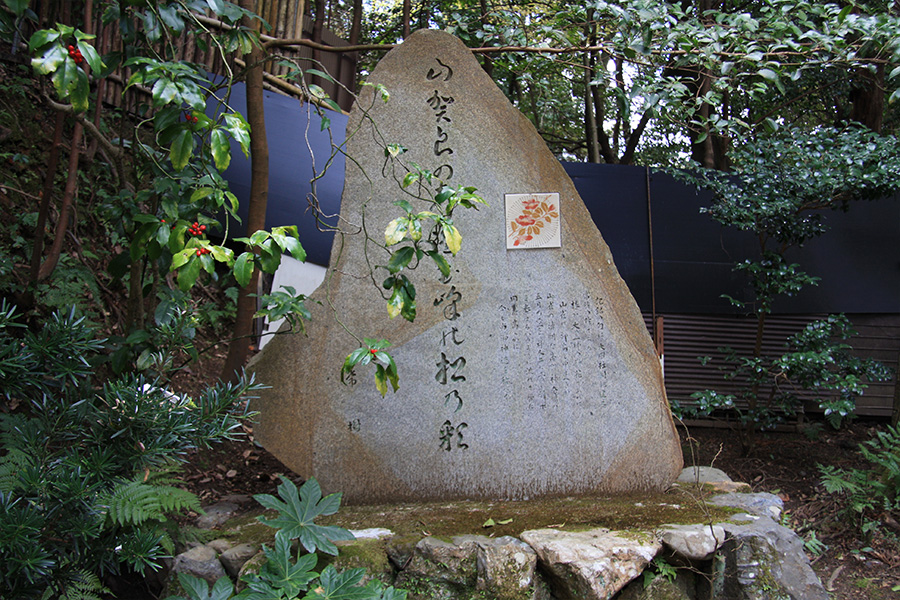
[257,255,327,350]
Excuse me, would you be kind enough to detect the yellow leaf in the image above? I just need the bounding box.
[443,223,462,255]
[384,218,407,246]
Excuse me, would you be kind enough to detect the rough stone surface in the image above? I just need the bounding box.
[474,535,537,599]
[676,466,732,484]
[395,536,480,599]
[660,524,725,561]
[207,538,233,554]
[520,528,661,600]
[235,552,267,593]
[350,527,395,539]
[196,502,240,529]
[171,545,227,586]
[716,513,829,600]
[219,543,259,579]
[709,492,783,520]
[249,28,682,504]
[617,572,696,600]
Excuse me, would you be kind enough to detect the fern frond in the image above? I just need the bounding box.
[155,484,203,515]
[103,480,165,527]
[47,569,109,600]
[102,479,202,527]
[0,448,32,492]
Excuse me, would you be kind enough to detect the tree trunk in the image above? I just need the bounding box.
[37,122,82,281]
[849,64,884,133]
[28,111,65,294]
[402,0,411,38]
[479,0,493,77]
[222,1,270,382]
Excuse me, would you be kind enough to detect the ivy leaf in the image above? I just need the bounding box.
[254,478,355,556]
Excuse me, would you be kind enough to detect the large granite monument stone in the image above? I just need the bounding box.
[249,30,683,503]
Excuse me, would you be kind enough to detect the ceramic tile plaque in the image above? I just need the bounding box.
[506,192,561,249]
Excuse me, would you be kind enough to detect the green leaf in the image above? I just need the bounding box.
[426,251,450,278]
[281,236,307,262]
[152,77,179,107]
[51,57,81,101]
[210,129,231,171]
[224,113,251,156]
[837,4,852,24]
[77,41,104,74]
[387,247,415,274]
[254,478,355,556]
[341,347,369,384]
[305,68,335,83]
[69,68,90,113]
[758,68,778,81]
[29,29,60,51]
[170,129,195,171]
[177,256,202,291]
[189,187,215,203]
[304,565,372,600]
[374,365,387,397]
[157,3,186,32]
[4,0,27,14]
[251,535,318,598]
[233,252,254,287]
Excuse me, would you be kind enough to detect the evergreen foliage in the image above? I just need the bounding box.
[0,303,259,599]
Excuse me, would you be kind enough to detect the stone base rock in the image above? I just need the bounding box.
[520,528,661,600]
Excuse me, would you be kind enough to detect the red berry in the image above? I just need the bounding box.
[160,219,166,223]
[68,45,74,51]
[199,225,206,231]
[369,348,378,354]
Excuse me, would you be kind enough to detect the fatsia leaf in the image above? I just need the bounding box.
[256,534,318,597]
[302,565,372,600]
[254,478,354,556]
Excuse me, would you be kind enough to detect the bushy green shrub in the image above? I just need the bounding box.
[0,303,258,599]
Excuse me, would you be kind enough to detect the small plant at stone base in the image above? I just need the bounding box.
[166,477,407,600]
[641,557,678,588]
[803,531,827,557]
[818,424,900,542]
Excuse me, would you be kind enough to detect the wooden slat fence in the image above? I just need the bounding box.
[643,313,900,421]
[31,1,356,114]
